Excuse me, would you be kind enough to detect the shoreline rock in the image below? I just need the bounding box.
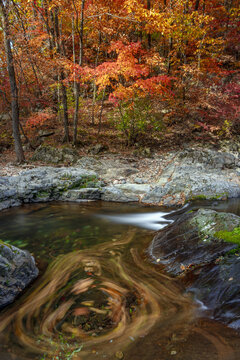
[0,241,38,308]
[148,209,240,329]
[0,147,239,210]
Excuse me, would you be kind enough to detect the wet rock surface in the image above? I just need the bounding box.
[149,209,240,329]
[0,241,38,308]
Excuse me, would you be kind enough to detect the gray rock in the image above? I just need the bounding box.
[76,156,101,170]
[134,177,145,184]
[103,167,138,180]
[188,208,240,238]
[149,209,240,275]
[148,209,240,328]
[89,143,108,155]
[0,146,240,208]
[101,183,151,202]
[115,183,151,195]
[179,148,238,169]
[142,151,240,205]
[31,145,79,164]
[0,241,38,308]
[0,167,99,210]
[101,186,139,202]
[61,188,101,201]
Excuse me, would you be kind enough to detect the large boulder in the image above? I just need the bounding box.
[31,145,79,164]
[149,209,239,275]
[148,209,240,329]
[0,167,99,210]
[0,241,38,308]
[142,149,240,205]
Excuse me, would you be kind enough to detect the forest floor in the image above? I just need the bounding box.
[0,103,227,174]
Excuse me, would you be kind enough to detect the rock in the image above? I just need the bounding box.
[0,113,11,121]
[1,145,240,208]
[188,208,240,238]
[61,188,101,201]
[133,147,152,157]
[148,209,240,329]
[149,209,240,275]
[76,156,101,170]
[142,153,240,205]
[0,167,99,210]
[31,145,79,164]
[0,241,38,308]
[178,148,238,169]
[103,167,138,180]
[38,130,54,138]
[101,183,151,202]
[134,177,145,184]
[89,143,109,155]
[115,183,151,195]
[101,186,139,202]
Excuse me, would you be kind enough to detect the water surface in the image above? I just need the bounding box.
[0,200,240,360]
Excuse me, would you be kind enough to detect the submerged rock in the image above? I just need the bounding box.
[0,241,38,308]
[149,209,240,329]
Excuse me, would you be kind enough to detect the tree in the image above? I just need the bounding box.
[0,0,25,163]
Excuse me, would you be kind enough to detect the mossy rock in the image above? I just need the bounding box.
[215,227,240,244]
[188,209,240,242]
[31,145,78,164]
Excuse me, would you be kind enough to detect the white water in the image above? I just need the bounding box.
[97,211,174,230]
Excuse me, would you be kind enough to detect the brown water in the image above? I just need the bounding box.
[0,201,240,360]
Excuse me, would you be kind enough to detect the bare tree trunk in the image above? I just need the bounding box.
[147,0,151,49]
[53,8,69,142]
[91,31,101,125]
[60,71,69,142]
[73,0,85,145]
[98,87,106,135]
[167,0,173,74]
[0,0,25,163]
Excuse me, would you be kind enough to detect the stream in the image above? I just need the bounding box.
[0,200,240,360]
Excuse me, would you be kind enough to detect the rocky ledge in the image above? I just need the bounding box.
[149,208,240,329]
[0,241,38,308]
[0,146,240,209]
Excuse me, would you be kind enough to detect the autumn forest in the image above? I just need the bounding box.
[0,0,239,163]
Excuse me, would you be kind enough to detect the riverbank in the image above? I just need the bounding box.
[0,144,239,210]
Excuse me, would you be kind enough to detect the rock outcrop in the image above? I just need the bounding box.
[0,167,99,210]
[0,241,38,308]
[0,147,240,209]
[149,209,240,329]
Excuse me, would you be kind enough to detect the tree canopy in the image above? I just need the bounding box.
[0,0,239,160]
